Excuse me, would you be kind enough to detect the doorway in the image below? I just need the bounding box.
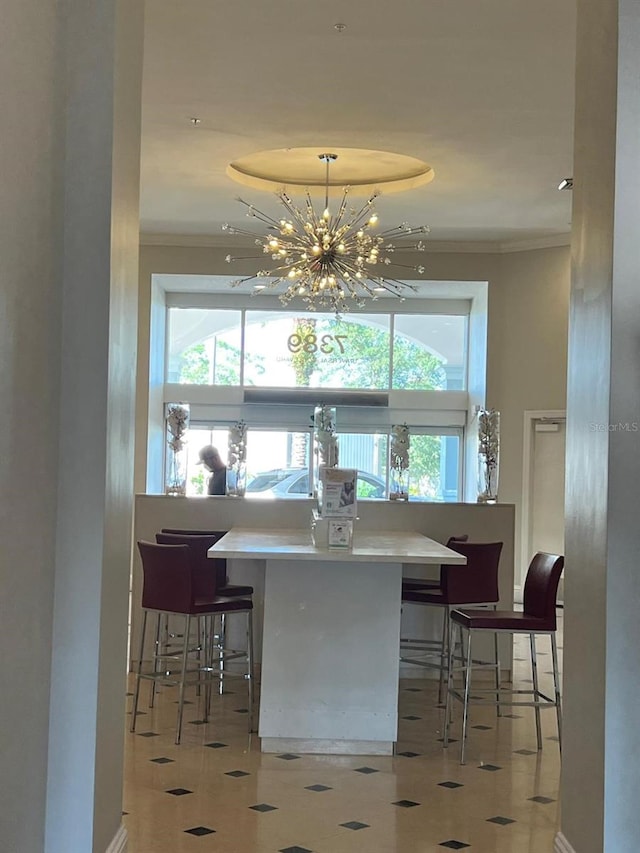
[521,410,566,602]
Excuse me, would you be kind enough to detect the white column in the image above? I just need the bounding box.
[0,1,143,852]
[45,3,144,850]
[560,1,640,851]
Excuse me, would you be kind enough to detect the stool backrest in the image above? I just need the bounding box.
[441,541,503,605]
[523,552,564,628]
[446,534,469,547]
[138,540,193,613]
[155,532,222,597]
[160,528,228,589]
[438,535,469,585]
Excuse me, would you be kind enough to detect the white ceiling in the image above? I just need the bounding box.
[140,0,576,247]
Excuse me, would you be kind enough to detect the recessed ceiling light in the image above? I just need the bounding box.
[558,178,573,190]
[253,284,266,291]
[190,117,201,126]
[334,22,346,32]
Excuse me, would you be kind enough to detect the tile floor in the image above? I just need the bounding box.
[123,623,562,852]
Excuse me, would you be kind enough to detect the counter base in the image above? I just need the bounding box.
[261,737,394,756]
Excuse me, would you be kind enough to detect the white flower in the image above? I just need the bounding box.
[478,409,499,468]
[228,419,247,467]
[166,404,189,453]
[390,423,410,471]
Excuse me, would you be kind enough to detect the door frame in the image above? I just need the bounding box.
[520,409,566,598]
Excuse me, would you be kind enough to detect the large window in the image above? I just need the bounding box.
[167,308,466,391]
[150,285,484,502]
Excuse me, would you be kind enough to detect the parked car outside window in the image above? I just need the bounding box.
[246,468,386,500]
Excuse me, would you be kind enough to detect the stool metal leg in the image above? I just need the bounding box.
[493,626,502,717]
[131,610,148,733]
[550,632,562,751]
[460,628,473,765]
[203,614,211,723]
[149,612,162,708]
[218,612,227,695]
[175,614,191,745]
[530,632,542,750]
[438,607,449,705]
[247,610,255,732]
[443,614,456,747]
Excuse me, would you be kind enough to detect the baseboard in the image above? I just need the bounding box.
[554,831,576,853]
[106,824,127,853]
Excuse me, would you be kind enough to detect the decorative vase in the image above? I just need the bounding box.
[165,403,190,496]
[477,408,500,503]
[389,423,410,501]
[313,404,338,504]
[227,420,248,497]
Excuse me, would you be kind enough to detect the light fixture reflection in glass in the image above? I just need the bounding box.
[223,153,430,315]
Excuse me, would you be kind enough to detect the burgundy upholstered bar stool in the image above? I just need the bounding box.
[159,528,254,599]
[155,532,253,696]
[444,551,564,764]
[131,540,254,744]
[401,534,469,594]
[400,541,503,704]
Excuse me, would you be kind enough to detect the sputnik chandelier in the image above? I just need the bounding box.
[223,153,430,314]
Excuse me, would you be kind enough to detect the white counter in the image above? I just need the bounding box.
[209,527,467,564]
[210,528,465,755]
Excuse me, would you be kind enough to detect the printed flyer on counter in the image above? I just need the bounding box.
[320,468,357,518]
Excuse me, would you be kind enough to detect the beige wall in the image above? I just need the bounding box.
[136,242,570,576]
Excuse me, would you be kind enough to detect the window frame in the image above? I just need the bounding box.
[146,278,489,501]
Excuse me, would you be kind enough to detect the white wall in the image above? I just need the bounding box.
[560,1,640,851]
[0,2,143,852]
[0,3,62,849]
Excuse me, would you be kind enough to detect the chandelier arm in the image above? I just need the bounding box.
[382,261,427,274]
[377,226,431,239]
[375,276,419,292]
[383,244,428,251]
[278,193,314,233]
[230,273,267,287]
[341,194,380,229]
[236,198,283,229]
[226,254,268,262]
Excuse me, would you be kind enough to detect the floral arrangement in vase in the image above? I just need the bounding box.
[165,403,190,496]
[313,404,339,506]
[389,423,410,500]
[314,404,339,468]
[477,408,500,503]
[227,419,248,497]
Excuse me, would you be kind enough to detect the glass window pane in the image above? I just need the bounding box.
[244,430,311,499]
[167,308,242,385]
[337,433,389,499]
[243,312,391,389]
[407,433,460,502]
[392,315,466,390]
[184,426,230,496]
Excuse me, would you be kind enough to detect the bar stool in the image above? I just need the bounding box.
[401,534,469,593]
[159,528,254,598]
[155,532,253,695]
[400,541,503,703]
[131,540,254,744]
[444,551,564,764]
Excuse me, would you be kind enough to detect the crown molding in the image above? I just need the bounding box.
[139,231,571,254]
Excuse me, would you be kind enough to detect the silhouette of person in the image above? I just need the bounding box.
[198,445,227,495]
